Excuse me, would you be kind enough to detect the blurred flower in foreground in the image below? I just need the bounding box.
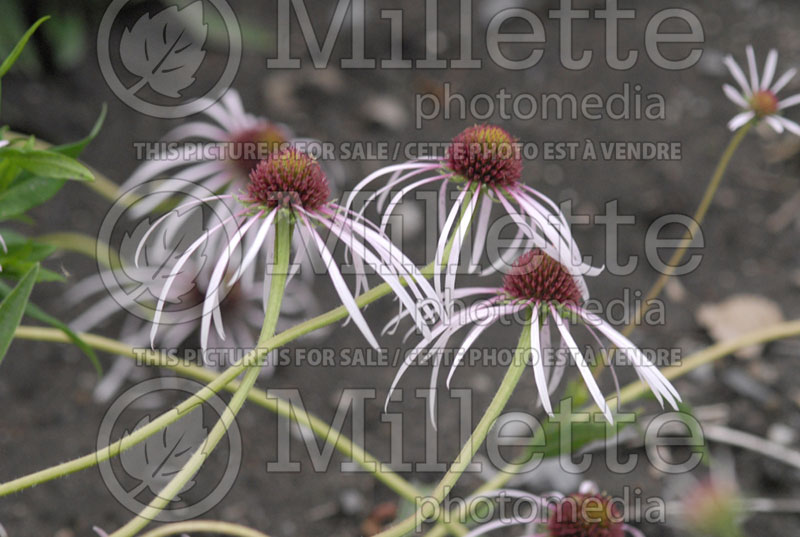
[464,482,646,537]
[69,253,277,403]
[388,249,679,424]
[146,148,437,352]
[723,46,800,134]
[681,479,745,537]
[347,124,600,307]
[120,89,335,216]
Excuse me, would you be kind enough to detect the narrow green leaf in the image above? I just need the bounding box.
[0,280,101,376]
[0,147,94,181]
[0,176,65,222]
[0,263,38,366]
[54,104,107,158]
[0,157,20,192]
[530,404,639,460]
[0,16,50,78]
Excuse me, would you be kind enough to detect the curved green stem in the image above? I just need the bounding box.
[623,122,753,337]
[425,317,800,537]
[0,342,262,496]
[113,366,261,537]
[111,216,293,536]
[11,322,468,537]
[10,324,419,498]
[0,194,476,497]
[376,316,532,537]
[137,520,272,537]
[37,232,115,268]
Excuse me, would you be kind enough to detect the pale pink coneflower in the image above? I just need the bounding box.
[120,89,337,216]
[67,254,285,403]
[387,249,680,425]
[724,46,800,134]
[346,124,600,309]
[463,482,646,537]
[144,148,438,352]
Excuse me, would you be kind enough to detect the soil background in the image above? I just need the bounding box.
[1,1,800,536]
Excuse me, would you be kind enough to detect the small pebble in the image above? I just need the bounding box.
[767,423,797,446]
[339,488,367,516]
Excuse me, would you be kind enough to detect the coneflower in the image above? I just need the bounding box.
[464,482,646,537]
[143,148,437,352]
[347,124,600,309]
[723,46,800,134]
[387,249,679,424]
[120,89,338,216]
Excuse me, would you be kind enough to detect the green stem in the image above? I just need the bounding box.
[0,193,477,497]
[111,215,294,536]
[113,366,261,537]
[37,232,115,268]
[137,520,272,537]
[376,314,533,537]
[0,345,259,496]
[11,323,469,537]
[86,171,124,203]
[13,317,800,535]
[425,317,800,537]
[9,325,416,494]
[622,122,753,337]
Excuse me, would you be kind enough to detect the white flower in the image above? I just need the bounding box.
[120,89,341,217]
[346,124,601,311]
[723,46,800,134]
[145,149,438,353]
[386,249,680,425]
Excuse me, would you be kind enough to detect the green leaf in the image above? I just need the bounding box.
[0,231,60,281]
[0,280,101,377]
[0,157,20,192]
[0,176,66,222]
[0,147,94,181]
[0,263,38,366]
[54,104,107,158]
[527,403,639,460]
[0,16,50,78]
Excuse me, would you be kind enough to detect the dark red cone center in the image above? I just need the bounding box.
[245,148,330,211]
[502,249,582,305]
[445,124,522,187]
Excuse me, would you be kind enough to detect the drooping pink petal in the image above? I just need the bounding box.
[300,214,381,350]
[771,67,797,93]
[201,213,263,350]
[722,83,749,108]
[552,311,613,423]
[530,304,552,415]
[469,193,493,273]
